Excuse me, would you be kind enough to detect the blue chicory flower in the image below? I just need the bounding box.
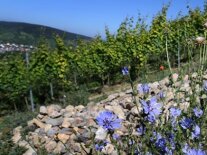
[112,133,120,140]
[170,107,181,118]
[122,66,129,75]
[95,141,108,151]
[141,97,162,122]
[170,107,181,128]
[96,111,122,131]
[167,133,175,150]
[137,125,146,135]
[182,144,189,154]
[155,138,167,152]
[193,107,203,118]
[154,133,169,153]
[159,91,165,99]
[192,124,201,139]
[182,144,206,155]
[138,83,150,94]
[180,117,193,129]
[165,147,173,155]
[95,144,104,151]
[134,149,139,155]
[187,149,206,155]
[128,139,135,145]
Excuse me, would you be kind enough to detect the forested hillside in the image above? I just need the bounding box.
[0,21,91,45]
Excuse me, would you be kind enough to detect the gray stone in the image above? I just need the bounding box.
[57,133,70,143]
[70,117,86,127]
[47,104,62,117]
[18,140,37,155]
[180,102,190,112]
[130,106,141,115]
[180,82,190,92]
[49,111,62,118]
[12,126,22,143]
[75,105,85,112]
[107,93,119,101]
[47,127,59,137]
[62,118,71,128]
[64,111,75,117]
[45,140,57,152]
[53,141,66,154]
[203,74,207,80]
[59,128,74,135]
[102,143,116,154]
[150,82,160,94]
[39,106,47,114]
[165,90,174,102]
[119,92,126,97]
[105,105,125,119]
[32,134,42,147]
[37,114,44,119]
[65,105,75,112]
[95,127,107,140]
[45,117,63,126]
[159,77,170,86]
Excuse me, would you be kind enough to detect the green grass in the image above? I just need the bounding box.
[0,112,37,155]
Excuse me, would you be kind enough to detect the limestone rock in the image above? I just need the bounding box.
[47,104,61,117]
[62,117,72,128]
[107,93,119,101]
[44,124,52,132]
[57,133,70,143]
[59,128,74,135]
[49,111,62,118]
[75,105,85,112]
[203,74,207,80]
[102,143,116,154]
[165,91,174,102]
[159,77,170,86]
[47,127,58,138]
[12,126,22,143]
[53,141,66,154]
[33,118,46,128]
[37,114,44,119]
[45,140,57,152]
[130,106,140,116]
[150,82,160,94]
[39,106,47,115]
[65,105,75,112]
[180,102,190,112]
[105,105,125,119]
[18,140,37,155]
[95,127,107,140]
[45,117,63,126]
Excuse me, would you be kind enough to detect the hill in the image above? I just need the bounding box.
[0,21,92,45]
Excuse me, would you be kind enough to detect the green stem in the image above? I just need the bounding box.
[166,36,172,75]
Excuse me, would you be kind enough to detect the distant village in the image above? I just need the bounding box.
[0,43,35,53]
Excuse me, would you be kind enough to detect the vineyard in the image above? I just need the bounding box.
[0,4,207,112]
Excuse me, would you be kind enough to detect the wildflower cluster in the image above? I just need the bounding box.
[93,72,207,154]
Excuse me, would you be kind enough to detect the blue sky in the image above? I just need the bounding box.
[0,0,205,37]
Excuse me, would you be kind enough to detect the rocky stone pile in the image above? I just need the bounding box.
[13,72,207,155]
